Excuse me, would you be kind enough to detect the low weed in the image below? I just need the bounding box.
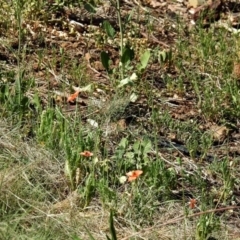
[0,0,239,239]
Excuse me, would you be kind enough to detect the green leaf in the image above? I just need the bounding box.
[143,139,152,156]
[83,173,95,207]
[125,152,135,159]
[100,51,110,72]
[33,93,42,111]
[117,73,138,88]
[84,1,96,13]
[20,96,30,108]
[140,50,151,69]
[109,210,117,240]
[133,141,141,154]
[103,20,115,38]
[121,46,134,65]
[83,226,96,240]
[159,51,167,62]
[119,137,128,148]
[159,49,173,63]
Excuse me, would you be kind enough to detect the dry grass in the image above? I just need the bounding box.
[1,0,240,239]
[0,118,238,239]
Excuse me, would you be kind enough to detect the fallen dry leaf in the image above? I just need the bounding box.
[192,0,222,22]
[148,0,162,8]
[188,0,206,8]
[209,124,228,142]
[51,190,80,213]
[233,62,240,79]
[117,119,126,131]
[85,52,91,62]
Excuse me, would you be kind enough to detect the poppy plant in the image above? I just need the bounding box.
[80,150,93,157]
[126,170,143,182]
[67,91,80,103]
[189,198,197,209]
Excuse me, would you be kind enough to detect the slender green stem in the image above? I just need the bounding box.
[116,0,123,58]
[15,0,23,105]
[116,0,124,79]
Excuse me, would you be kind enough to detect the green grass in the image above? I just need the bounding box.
[1,0,240,239]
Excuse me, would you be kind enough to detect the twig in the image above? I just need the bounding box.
[140,32,169,48]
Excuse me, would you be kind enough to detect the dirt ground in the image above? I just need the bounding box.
[1,0,240,239]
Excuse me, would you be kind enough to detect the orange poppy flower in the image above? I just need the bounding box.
[126,170,143,182]
[189,198,197,209]
[80,150,93,157]
[67,91,80,103]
